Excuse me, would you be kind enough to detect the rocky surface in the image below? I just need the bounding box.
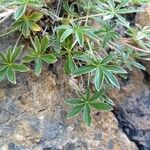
[135,4,150,27]
[109,69,150,150]
[0,62,138,150]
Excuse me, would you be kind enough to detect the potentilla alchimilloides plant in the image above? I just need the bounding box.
[0,0,149,126]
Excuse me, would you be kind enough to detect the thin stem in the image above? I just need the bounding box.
[13,33,22,51]
[71,13,104,22]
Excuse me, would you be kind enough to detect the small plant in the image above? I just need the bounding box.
[24,36,57,76]
[0,0,150,126]
[66,88,113,126]
[12,12,43,38]
[0,46,29,84]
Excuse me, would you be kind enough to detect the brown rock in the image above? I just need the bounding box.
[135,4,150,26]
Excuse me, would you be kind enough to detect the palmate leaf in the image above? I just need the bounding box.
[66,89,113,126]
[23,35,57,76]
[0,45,29,84]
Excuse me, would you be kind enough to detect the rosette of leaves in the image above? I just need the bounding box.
[12,12,43,38]
[0,45,29,84]
[23,35,57,76]
[95,0,140,23]
[66,88,113,126]
[73,53,127,91]
[55,22,99,47]
[116,47,146,70]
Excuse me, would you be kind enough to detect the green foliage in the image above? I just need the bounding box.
[73,53,127,91]
[0,46,29,84]
[13,0,43,20]
[66,88,113,126]
[12,12,43,38]
[0,0,149,126]
[24,35,57,76]
[55,22,99,47]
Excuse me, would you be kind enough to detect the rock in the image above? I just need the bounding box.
[110,69,150,150]
[135,4,150,27]
[0,69,138,150]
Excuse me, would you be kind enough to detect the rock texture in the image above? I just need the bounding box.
[109,69,150,150]
[135,4,150,27]
[0,64,138,150]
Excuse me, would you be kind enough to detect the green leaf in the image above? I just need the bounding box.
[90,102,113,111]
[102,68,120,88]
[0,52,7,62]
[41,35,49,52]
[130,61,145,70]
[85,31,99,41]
[30,13,43,22]
[101,95,115,106]
[75,31,84,47]
[6,46,12,63]
[12,45,24,62]
[35,59,42,76]
[12,64,30,72]
[101,53,115,64]
[64,54,76,74]
[0,64,7,71]
[90,90,104,101]
[65,99,85,105]
[67,105,84,118]
[0,68,7,81]
[14,5,26,20]
[83,104,91,126]
[34,36,41,52]
[23,55,36,63]
[30,23,41,32]
[73,65,96,76]
[22,23,30,38]
[94,68,104,91]
[41,54,57,64]
[6,68,16,84]
[105,66,127,74]
[60,29,73,42]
